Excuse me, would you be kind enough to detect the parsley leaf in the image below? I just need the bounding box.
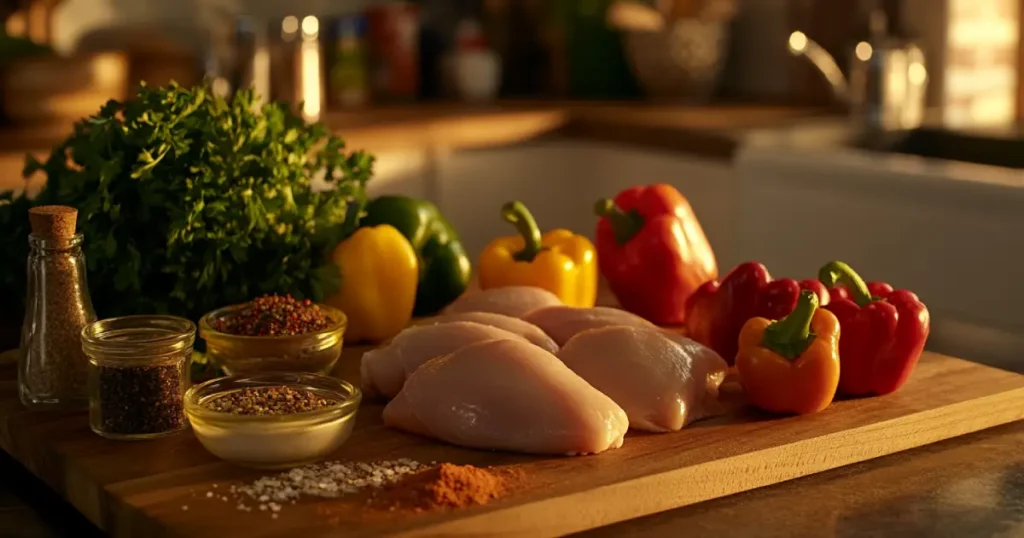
[0,83,373,322]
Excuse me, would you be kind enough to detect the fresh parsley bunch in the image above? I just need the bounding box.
[0,83,373,322]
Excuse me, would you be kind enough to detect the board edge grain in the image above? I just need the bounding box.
[384,385,1024,538]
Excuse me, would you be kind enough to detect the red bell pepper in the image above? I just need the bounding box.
[593,184,718,325]
[817,261,930,396]
[683,261,830,364]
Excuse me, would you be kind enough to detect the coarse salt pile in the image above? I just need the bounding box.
[226,459,429,513]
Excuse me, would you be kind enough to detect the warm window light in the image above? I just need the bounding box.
[855,41,873,61]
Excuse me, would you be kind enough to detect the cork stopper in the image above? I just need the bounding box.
[28,205,78,239]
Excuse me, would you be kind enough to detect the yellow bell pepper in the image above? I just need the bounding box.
[478,201,598,308]
[325,224,418,343]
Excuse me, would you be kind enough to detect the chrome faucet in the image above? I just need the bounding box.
[788,9,927,134]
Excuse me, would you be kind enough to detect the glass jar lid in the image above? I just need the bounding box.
[81,315,196,365]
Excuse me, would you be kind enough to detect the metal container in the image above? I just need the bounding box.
[203,12,325,122]
[365,2,420,103]
[788,9,928,134]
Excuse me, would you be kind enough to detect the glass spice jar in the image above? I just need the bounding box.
[81,315,196,440]
[18,205,97,409]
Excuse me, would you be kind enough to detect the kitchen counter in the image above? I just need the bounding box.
[581,421,1024,538]
[2,105,1021,537]
[0,102,830,195]
[1,346,1021,538]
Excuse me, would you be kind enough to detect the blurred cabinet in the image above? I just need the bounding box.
[435,141,595,260]
[734,143,1024,371]
[364,150,430,199]
[435,140,735,266]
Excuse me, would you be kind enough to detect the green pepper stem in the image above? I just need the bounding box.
[593,199,645,245]
[818,260,873,307]
[761,290,819,360]
[501,201,544,262]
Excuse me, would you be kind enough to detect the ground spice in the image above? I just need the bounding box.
[220,459,426,517]
[18,205,97,408]
[214,294,331,336]
[95,362,186,436]
[203,386,339,416]
[368,463,521,512]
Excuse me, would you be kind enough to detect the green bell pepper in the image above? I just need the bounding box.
[360,195,471,316]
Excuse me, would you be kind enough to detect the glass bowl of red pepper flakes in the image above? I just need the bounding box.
[199,295,348,376]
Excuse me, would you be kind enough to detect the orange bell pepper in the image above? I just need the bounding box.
[735,290,840,415]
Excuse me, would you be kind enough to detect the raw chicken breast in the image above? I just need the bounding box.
[557,326,728,433]
[361,321,528,399]
[414,312,558,353]
[444,286,563,318]
[383,338,629,456]
[523,305,657,346]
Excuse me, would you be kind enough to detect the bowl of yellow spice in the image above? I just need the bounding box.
[184,372,361,469]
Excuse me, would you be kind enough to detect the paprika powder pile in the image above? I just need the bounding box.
[369,463,522,512]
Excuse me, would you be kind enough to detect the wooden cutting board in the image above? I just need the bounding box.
[1,337,1023,537]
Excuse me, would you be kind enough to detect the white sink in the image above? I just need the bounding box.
[734,121,1024,371]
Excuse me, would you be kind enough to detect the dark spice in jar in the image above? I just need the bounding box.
[214,295,332,336]
[204,386,339,416]
[96,363,186,435]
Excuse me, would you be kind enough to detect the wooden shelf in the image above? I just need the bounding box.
[0,102,833,195]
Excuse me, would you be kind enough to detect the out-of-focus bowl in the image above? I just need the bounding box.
[198,302,346,376]
[623,18,729,103]
[184,372,360,469]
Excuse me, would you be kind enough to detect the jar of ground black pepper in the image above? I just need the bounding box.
[18,205,97,409]
[81,316,196,440]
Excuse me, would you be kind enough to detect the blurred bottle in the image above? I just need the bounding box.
[327,14,369,108]
[453,19,501,103]
[366,2,420,103]
[417,0,458,100]
[483,0,557,98]
[555,0,638,99]
[267,15,324,122]
[201,10,323,121]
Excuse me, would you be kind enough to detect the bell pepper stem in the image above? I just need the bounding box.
[501,201,545,262]
[761,290,819,360]
[818,261,874,307]
[593,199,645,245]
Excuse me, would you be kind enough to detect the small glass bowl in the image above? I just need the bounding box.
[184,372,361,469]
[198,302,346,375]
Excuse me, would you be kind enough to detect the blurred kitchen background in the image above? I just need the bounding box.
[0,0,1022,372]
